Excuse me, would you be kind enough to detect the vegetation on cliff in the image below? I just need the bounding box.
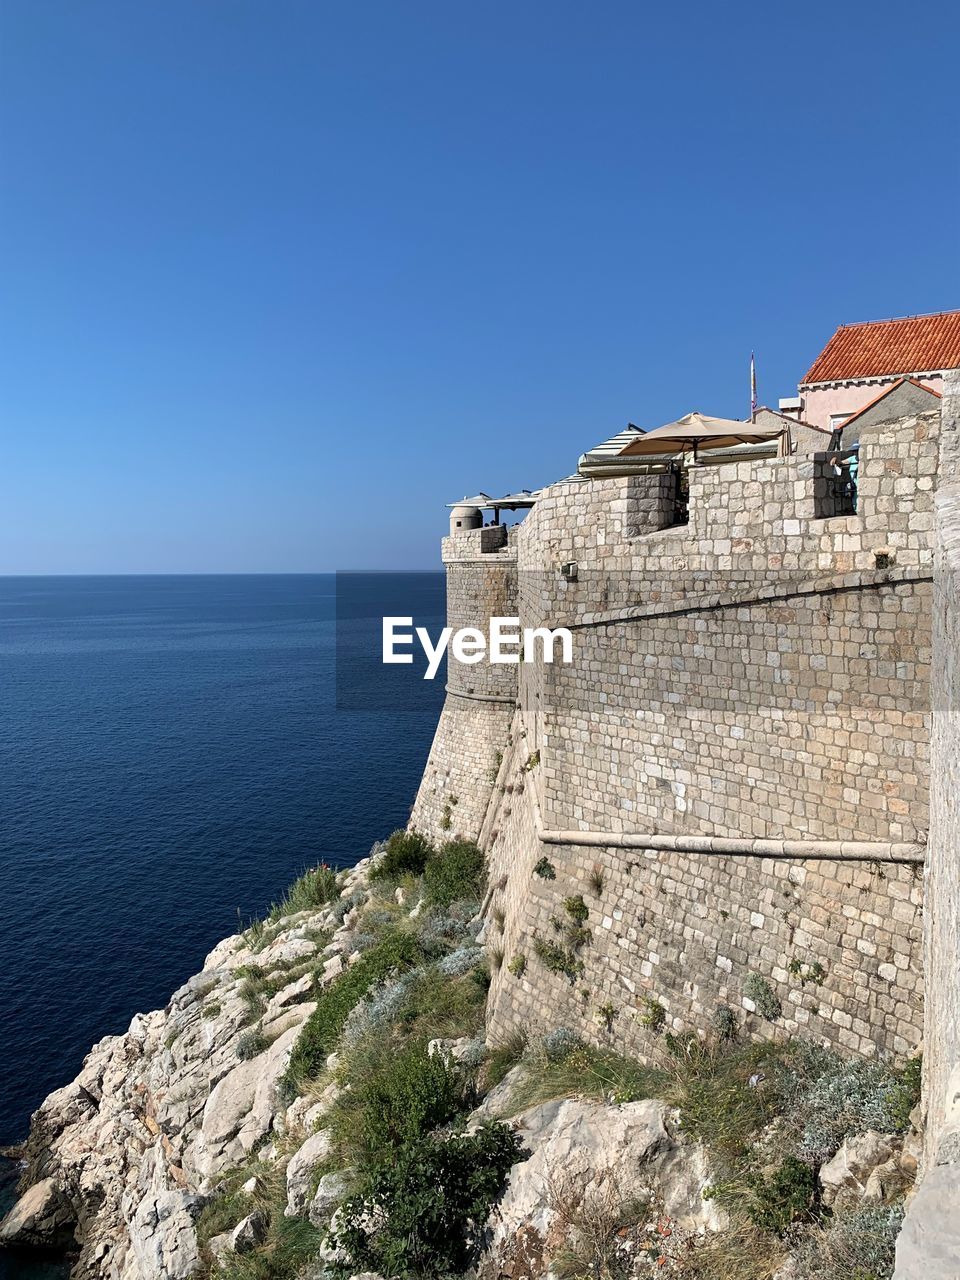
[189,832,920,1280]
[7,829,918,1280]
[198,830,522,1280]
[484,1027,919,1280]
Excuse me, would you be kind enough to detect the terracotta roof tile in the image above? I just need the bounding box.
[802,310,960,385]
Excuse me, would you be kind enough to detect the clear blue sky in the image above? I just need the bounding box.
[2,1,958,572]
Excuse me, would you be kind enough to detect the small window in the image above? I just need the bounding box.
[815,451,858,518]
[669,466,689,527]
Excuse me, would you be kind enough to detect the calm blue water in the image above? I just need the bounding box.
[0,575,445,1276]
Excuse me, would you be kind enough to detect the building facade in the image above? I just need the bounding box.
[792,309,960,431]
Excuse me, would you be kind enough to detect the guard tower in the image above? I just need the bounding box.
[449,502,483,535]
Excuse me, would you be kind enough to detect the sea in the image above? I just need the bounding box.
[0,574,446,1278]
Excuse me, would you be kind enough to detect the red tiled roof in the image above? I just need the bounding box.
[802,310,960,385]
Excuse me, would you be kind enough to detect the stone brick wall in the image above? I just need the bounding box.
[411,693,514,842]
[892,374,960,1279]
[521,415,937,849]
[420,410,940,1062]
[541,574,930,844]
[922,371,960,1145]
[485,779,923,1060]
[517,411,937,586]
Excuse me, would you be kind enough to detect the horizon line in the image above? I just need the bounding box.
[0,568,445,578]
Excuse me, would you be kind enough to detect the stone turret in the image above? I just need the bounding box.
[409,522,518,842]
[449,503,482,535]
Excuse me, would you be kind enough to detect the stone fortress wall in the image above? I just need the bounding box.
[412,409,943,1065]
[920,375,960,1152]
[409,527,519,841]
[889,375,960,1276]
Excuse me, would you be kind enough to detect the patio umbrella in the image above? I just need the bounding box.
[617,412,785,463]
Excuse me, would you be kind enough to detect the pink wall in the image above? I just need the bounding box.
[800,374,943,431]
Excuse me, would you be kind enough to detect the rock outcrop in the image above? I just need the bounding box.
[0,861,373,1279]
[480,1095,724,1278]
[819,1130,905,1210]
[895,1065,960,1279]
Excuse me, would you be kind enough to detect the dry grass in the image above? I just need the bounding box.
[683,1216,786,1280]
[546,1167,643,1280]
[588,863,605,896]
[656,1035,784,1163]
[482,1030,527,1091]
[504,1045,668,1116]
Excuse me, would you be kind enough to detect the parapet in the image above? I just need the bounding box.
[516,410,940,581]
[442,523,520,564]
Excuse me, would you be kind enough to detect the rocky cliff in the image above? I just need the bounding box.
[1,834,926,1280]
[0,861,367,1278]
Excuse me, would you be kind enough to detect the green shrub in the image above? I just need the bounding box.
[242,916,268,949]
[219,1212,325,1280]
[239,973,269,1020]
[471,962,491,993]
[775,1042,922,1162]
[384,962,486,1042]
[891,1054,923,1129]
[542,1027,583,1062]
[237,1028,269,1060]
[325,1122,523,1278]
[423,840,486,908]
[745,1156,819,1235]
[507,1043,667,1113]
[713,1004,738,1041]
[532,933,583,980]
[269,863,340,920]
[507,953,527,977]
[663,1037,784,1161]
[196,1186,250,1249]
[235,958,317,1021]
[281,930,422,1097]
[788,956,827,987]
[640,997,666,1032]
[368,830,435,883]
[417,900,479,951]
[563,894,589,924]
[743,973,782,1021]
[564,923,591,949]
[594,1001,617,1033]
[329,1040,472,1165]
[533,856,556,880]
[484,1032,526,1089]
